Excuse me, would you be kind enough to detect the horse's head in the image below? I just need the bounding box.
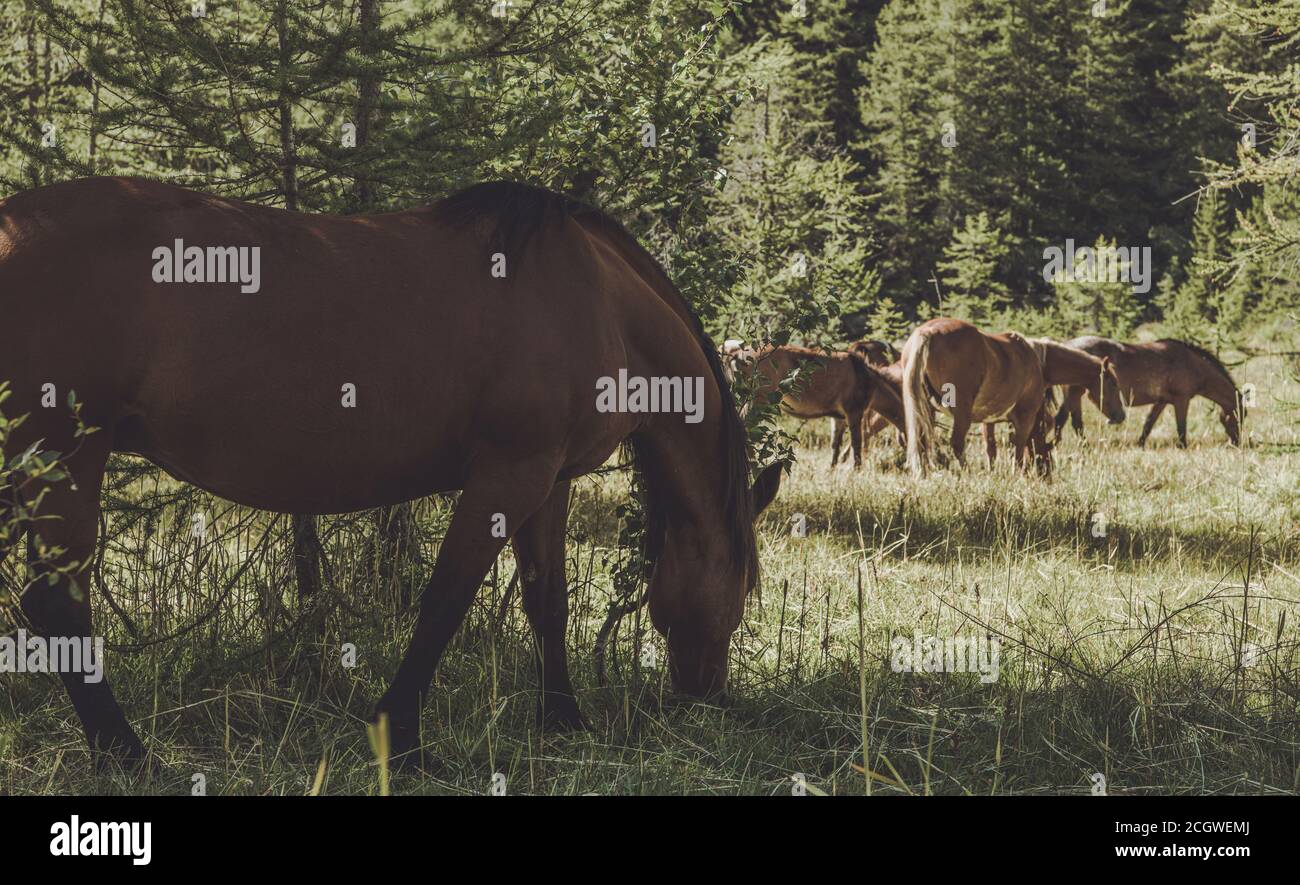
[720,339,749,383]
[1091,357,1126,425]
[649,462,782,700]
[1222,392,1246,446]
[849,339,896,367]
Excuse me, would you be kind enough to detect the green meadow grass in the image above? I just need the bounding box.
[1,352,1297,795]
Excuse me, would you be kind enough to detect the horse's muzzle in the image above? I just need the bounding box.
[668,640,730,700]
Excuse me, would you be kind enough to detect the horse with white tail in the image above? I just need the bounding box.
[902,318,1053,476]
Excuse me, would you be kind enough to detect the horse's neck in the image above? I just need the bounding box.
[1198,363,1238,410]
[1028,338,1048,371]
[1042,342,1099,386]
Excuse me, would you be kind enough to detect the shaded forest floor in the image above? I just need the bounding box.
[2,352,1298,795]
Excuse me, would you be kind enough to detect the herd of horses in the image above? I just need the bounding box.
[726,320,1244,476]
[0,178,1247,771]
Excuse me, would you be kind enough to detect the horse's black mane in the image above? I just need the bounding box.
[1161,339,1238,390]
[435,180,591,257]
[435,181,759,584]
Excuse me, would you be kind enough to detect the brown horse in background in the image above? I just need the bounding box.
[0,177,782,766]
[740,345,903,469]
[1054,337,1244,447]
[902,319,1052,475]
[983,337,1126,462]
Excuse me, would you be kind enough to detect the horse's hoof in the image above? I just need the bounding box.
[537,697,589,733]
[90,729,147,773]
[369,708,424,772]
[387,743,428,774]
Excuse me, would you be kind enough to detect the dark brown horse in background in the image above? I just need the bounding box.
[902,319,1052,475]
[0,177,782,766]
[983,337,1126,462]
[740,345,904,469]
[1053,337,1244,447]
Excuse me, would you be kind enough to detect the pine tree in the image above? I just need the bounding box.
[936,212,1010,325]
[1194,1,1300,326]
[857,0,958,303]
[1052,235,1141,340]
[864,294,910,345]
[1165,186,1234,343]
[708,39,878,347]
[860,0,1208,313]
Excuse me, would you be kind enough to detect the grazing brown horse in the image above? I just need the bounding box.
[982,337,1126,462]
[902,318,1052,475]
[0,177,782,765]
[1053,337,1244,447]
[742,345,903,469]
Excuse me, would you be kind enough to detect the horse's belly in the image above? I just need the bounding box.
[970,390,1017,423]
[781,397,833,420]
[113,408,466,514]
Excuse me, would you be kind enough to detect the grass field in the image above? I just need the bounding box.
[2,350,1297,796]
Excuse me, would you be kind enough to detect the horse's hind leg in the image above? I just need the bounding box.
[373,455,558,763]
[17,437,142,764]
[1009,402,1050,474]
[511,479,585,731]
[1137,402,1166,447]
[949,409,972,466]
[829,418,846,468]
[847,406,865,469]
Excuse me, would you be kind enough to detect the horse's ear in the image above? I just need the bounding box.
[751,463,783,517]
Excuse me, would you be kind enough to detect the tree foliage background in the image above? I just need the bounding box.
[2,0,1297,347]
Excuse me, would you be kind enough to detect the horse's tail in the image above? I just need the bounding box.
[902,328,935,475]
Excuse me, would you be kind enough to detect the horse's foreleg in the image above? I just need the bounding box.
[1137,402,1166,447]
[983,423,997,467]
[1053,390,1073,438]
[1009,398,1050,474]
[1173,398,1190,448]
[511,479,585,732]
[373,455,558,764]
[830,417,845,468]
[17,437,142,765]
[847,407,865,469]
[291,514,322,602]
